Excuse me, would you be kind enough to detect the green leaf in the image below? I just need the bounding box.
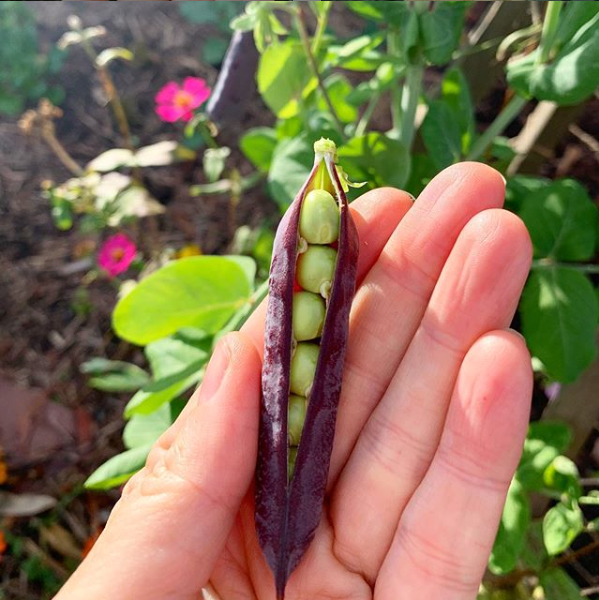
[520,521,548,572]
[113,256,253,345]
[145,335,211,379]
[202,37,229,66]
[203,147,230,183]
[543,455,582,499]
[84,444,151,490]
[124,359,204,417]
[441,67,474,153]
[338,132,410,190]
[320,73,358,124]
[404,153,435,197]
[421,100,463,170]
[230,13,257,32]
[95,47,133,68]
[505,175,550,213]
[489,479,531,574]
[257,40,316,119]
[328,33,386,71]
[123,403,172,449]
[240,127,278,172]
[520,267,598,383]
[419,2,467,66]
[519,180,598,261]
[346,1,409,27]
[543,501,584,555]
[268,134,313,210]
[517,421,572,491]
[81,358,150,392]
[507,9,599,105]
[539,568,583,600]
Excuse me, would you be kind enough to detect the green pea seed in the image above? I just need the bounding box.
[292,291,326,341]
[289,342,319,397]
[299,189,340,245]
[296,245,337,298]
[288,394,307,446]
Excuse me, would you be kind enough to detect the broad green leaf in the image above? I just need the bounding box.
[145,334,211,380]
[519,180,597,261]
[539,568,583,600]
[404,153,435,197]
[319,74,358,124]
[328,33,386,71]
[268,134,313,210]
[123,403,172,449]
[441,67,474,153]
[84,444,151,490]
[338,132,410,190]
[257,41,316,119]
[489,479,531,574]
[520,521,548,572]
[421,100,462,170]
[517,422,572,492]
[555,2,599,49]
[543,501,583,555]
[240,127,278,172]
[543,456,582,499]
[81,358,150,392]
[419,2,467,66]
[505,175,550,213]
[124,359,204,417]
[346,1,409,27]
[520,267,598,383]
[225,255,257,289]
[113,256,252,345]
[507,10,599,105]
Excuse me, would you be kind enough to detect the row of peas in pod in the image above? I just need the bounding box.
[288,188,340,478]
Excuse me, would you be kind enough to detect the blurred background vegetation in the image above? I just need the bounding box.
[0,1,598,598]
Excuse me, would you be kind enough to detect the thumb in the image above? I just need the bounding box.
[56,332,261,600]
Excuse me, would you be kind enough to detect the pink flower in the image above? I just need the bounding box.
[98,233,136,277]
[155,77,211,123]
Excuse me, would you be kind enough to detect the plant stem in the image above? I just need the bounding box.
[295,5,345,138]
[355,93,381,138]
[387,29,402,134]
[42,130,83,176]
[466,93,527,161]
[538,1,563,64]
[311,1,331,56]
[80,37,135,154]
[532,259,599,274]
[399,63,423,150]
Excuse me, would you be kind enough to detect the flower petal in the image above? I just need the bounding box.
[155,82,180,105]
[182,76,211,106]
[155,104,186,123]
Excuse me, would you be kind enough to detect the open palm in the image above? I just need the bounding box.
[57,163,533,600]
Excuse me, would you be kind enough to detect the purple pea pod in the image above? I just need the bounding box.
[255,139,359,599]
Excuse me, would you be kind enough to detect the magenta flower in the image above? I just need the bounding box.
[98,233,136,278]
[155,77,211,123]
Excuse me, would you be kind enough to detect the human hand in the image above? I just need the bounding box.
[56,162,533,600]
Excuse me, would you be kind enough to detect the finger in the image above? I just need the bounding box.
[242,187,415,355]
[56,332,261,600]
[328,162,506,483]
[331,209,531,580]
[376,330,532,600]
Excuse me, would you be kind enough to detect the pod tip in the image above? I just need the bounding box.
[314,137,337,156]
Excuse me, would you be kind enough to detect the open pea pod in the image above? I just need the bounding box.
[255,139,359,598]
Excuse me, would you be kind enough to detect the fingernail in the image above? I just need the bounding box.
[507,327,526,341]
[198,337,231,402]
[406,192,416,202]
